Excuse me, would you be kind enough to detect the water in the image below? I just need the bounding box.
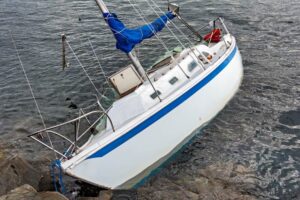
[0,0,299,199]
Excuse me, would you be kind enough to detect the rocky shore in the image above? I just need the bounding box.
[0,148,58,199]
[0,146,258,200]
[0,185,67,200]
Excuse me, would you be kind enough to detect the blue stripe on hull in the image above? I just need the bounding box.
[87,46,238,159]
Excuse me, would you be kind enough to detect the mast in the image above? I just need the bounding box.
[94,0,147,80]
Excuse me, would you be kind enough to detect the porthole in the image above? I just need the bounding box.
[150,90,161,99]
[188,61,197,72]
[169,77,179,85]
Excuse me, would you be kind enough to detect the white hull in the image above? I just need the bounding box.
[61,38,243,189]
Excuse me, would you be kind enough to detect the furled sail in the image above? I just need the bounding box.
[103,12,175,53]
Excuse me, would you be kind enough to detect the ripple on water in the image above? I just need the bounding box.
[0,0,300,199]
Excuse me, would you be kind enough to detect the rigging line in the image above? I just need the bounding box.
[87,38,110,87]
[146,0,210,65]
[140,0,205,70]
[65,39,107,100]
[9,31,57,158]
[126,0,190,79]
[128,0,185,51]
[149,0,196,45]
[143,0,206,68]
[140,0,187,48]
[127,0,173,52]
[70,18,111,98]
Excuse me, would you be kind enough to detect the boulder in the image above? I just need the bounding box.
[0,153,41,196]
[0,184,67,200]
[137,162,257,200]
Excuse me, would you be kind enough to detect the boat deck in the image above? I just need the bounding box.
[84,36,231,149]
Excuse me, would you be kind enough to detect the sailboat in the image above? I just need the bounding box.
[29,0,243,189]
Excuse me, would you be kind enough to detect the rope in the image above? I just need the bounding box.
[145,0,210,66]
[50,159,66,194]
[127,0,171,53]
[148,0,196,45]
[87,38,110,87]
[9,31,57,158]
[65,39,107,100]
[142,0,206,68]
[141,0,187,49]
[127,0,190,78]
[145,0,206,68]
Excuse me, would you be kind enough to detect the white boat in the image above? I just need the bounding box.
[30,0,243,190]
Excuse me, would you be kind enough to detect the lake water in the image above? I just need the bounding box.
[0,0,299,199]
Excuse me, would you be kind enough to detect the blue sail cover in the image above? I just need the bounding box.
[103,12,175,53]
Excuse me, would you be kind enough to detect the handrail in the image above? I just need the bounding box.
[28,108,115,159]
[27,104,115,158]
[46,130,74,145]
[30,136,68,158]
[95,98,115,132]
[77,115,104,141]
[28,110,104,136]
[29,114,106,159]
[62,115,104,157]
[219,17,230,34]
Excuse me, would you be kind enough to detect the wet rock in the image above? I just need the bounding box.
[279,109,300,126]
[235,164,250,174]
[13,117,33,134]
[68,101,78,109]
[98,190,113,200]
[38,191,68,200]
[138,177,199,200]
[0,184,36,200]
[0,153,41,196]
[138,162,257,200]
[111,190,137,200]
[0,184,67,200]
[77,197,100,200]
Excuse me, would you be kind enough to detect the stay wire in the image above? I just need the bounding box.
[65,39,107,101]
[87,38,110,87]
[9,31,57,158]
[146,0,210,65]
[127,0,190,78]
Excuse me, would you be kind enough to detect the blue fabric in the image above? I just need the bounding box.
[103,12,175,53]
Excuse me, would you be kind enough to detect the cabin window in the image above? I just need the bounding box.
[169,77,179,85]
[188,61,197,72]
[150,90,161,99]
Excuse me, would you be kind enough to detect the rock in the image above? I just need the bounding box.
[38,191,68,200]
[68,102,78,109]
[0,184,68,200]
[235,164,249,174]
[13,117,35,134]
[98,190,112,200]
[138,177,198,200]
[0,153,41,196]
[77,198,100,200]
[137,162,258,200]
[0,184,36,200]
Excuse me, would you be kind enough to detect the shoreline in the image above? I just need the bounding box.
[0,146,258,199]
